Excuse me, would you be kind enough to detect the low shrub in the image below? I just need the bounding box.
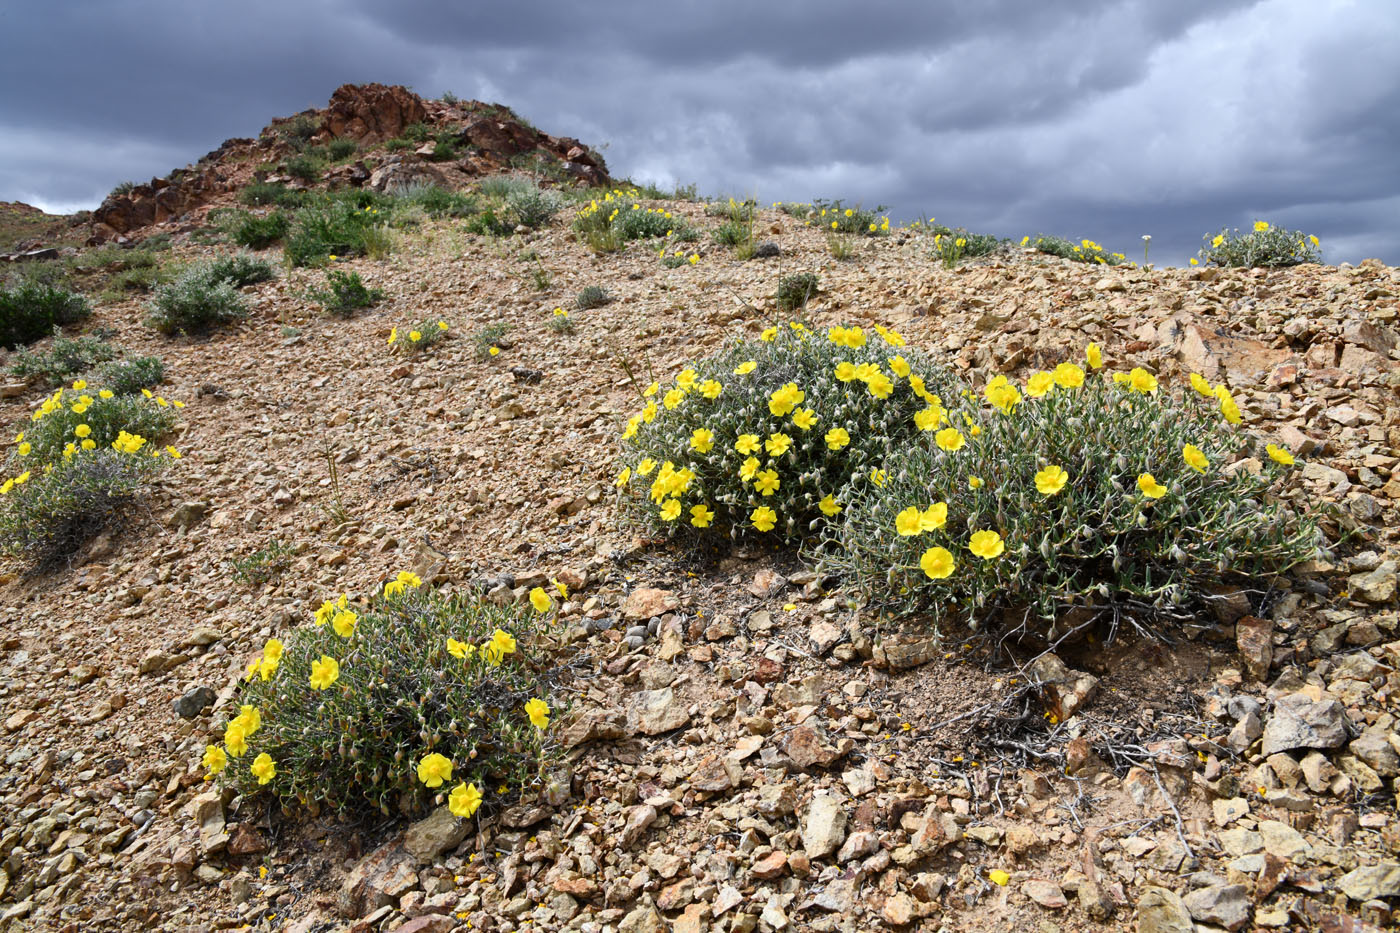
[390,184,477,218]
[575,285,611,310]
[230,539,295,586]
[284,154,326,183]
[205,253,276,288]
[1198,222,1321,268]
[284,202,389,267]
[823,355,1318,639]
[572,189,698,251]
[0,283,90,348]
[231,211,290,249]
[811,199,889,236]
[15,387,177,467]
[506,186,560,229]
[465,208,514,238]
[326,138,359,161]
[215,580,558,817]
[615,323,961,545]
[776,273,820,312]
[388,319,450,354]
[547,307,574,334]
[933,230,1005,267]
[472,322,510,360]
[0,448,164,564]
[93,356,165,395]
[312,269,385,316]
[712,219,752,248]
[9,332,117,385]
[1029,235,1128,266]
[239,183,309,209]
[278,114,320,150]
[146,264,248,336]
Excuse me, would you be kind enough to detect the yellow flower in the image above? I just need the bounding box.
[1034,465,1068,496]
[739,456,760,482]
[969,530,1005,560]
[819,494,841,517]
[224,723,248,758]
[1052,362,1084,389]
[72,380,86,391]
[1025,372,1054,398]
[1127,367,1158,393]
[754,470,780,496]
[1309,235,1319,247]
[201,744,227,777]
[1086,343,1102,370]
[448,782,483,819]
[659,499,682,521]
[447,637,473,659]
[309,655,340,690]
[699,379,722,399]
[1212,234,1225,248]
[690,428,715,453]
[676,368,698,390]
[690,504,714,528]
[1189,258,1199,266]
[1254,221,1269,232]
[233,704,261,736]
[792,408,816,431]
[1137,473,1167,498]
[688,254,699,265]
[250,753,276,785]
[332,609,358,638]
[166,446,181,458]
[750,506,777,532]
[920,546,955,580]
[871,468,886,487]
[525,698,551,730]
[489,629,517,659]
[888,356,911,379]
[760,326,779,342]
[530,587,553,613]
[765,433,793,457]
[1189,372,1214,397]
[615,466,631,487]
[663,389,685,410]
[263,638,284,663]
[637,458,656,476]
[409,331,422,343]
[488,347,500,356]
[834,361,857,382]
[734,361,757,375]
[1266,443,1295,466]
[388,327,397,345]
[824,427,850,450]
[417,753,453,788]
[99,389,113,399]
[438,321,449,331]
[643,381,660,397]
[1217,386,1243,425]
[988,869,1010,886]
[768,382,804,417]
[258,655,279,680]
[895,507,924,536]
[935,428,965,452]
[1182,444,1209,473]
[866,373,894,399]
[921,502,947,531]
[16,442,30,456]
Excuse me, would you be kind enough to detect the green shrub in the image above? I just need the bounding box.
[15,390,177,467]
[824,360,1318,638]
[93,356,165,395]
[427,139,457,162]
[0,284,90,348]
[284,154,325,183]
[933,230,1005,268]
[827,233,856,261]
[464,209,514,238]
[278,114,320,150]
[575,285,611,310]
[776,273,820,312]
[312,270,385,316]
[506,186,560,229]
[109,181,135,197]
[231,211,290,249]
[778,202,811,218]
[230,539,295,586]
[218,582,556,817]
[205,253,275,289]
[472,322,510,360]
[0,448,165,564]
[572,191,698,249]
[326,138,359,161]
[284,202,389,267]
[1198,222,1321,268]
[401,122,431,143]
[146,265,248,335]
[713,219,752,248]
[1029,235,1128,265]
[9,331,117,385]
[616,323,960,545]
[478,176,534,200]
[240,183,311,210]
[391,184,477,218]
[385,137,414,153]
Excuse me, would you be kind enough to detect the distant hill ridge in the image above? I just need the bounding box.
[86,82,610,245]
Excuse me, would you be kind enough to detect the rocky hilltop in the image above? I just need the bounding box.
[0,87,1398,933]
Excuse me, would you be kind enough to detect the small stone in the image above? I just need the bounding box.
[629,687,690,735]
[752,851,787,879]
[1350,727,1400,777]
[1259,819,1311,862]
[882,892,916,926]
[621,804,658,848]
[173,685,216,720]
[1350,561,1397,603]
[404,806,469,862]
[1213,797,1249,826]
[801,794,848,859]
[1135,885,1194,933]
[623,588,678,620]
[1236,616,1273,681]
[1337,863,1400,901]
[1181,883,1251,931]
[226,823,268,857]
[1022,880,1067,909]
[1260,693,1348,755]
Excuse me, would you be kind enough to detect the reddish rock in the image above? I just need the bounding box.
[396,917,456,933]
[1236,616,1274,682]
[752,851,787,879]
[623,587,678,620]
[226,823,268,857]
[781,725,842,770]
[338,841,417,918]
[324,83,428,142]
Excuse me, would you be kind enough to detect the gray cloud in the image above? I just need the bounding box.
[2,0,1396,265]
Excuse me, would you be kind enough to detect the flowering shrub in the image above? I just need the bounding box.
[1198,222,1321,268]
[823,354,1318,639]
[1029,235,1128,266]
[573,188,698,253]
[808,199,890,236]
[932,229,1004,267]
[13,383,178,467]
[616,323,961,545]
[0,283,90,349]
[388,320,449,355]
[285,201,390,267]
[216,579,558,818]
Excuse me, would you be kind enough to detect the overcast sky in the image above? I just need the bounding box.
[3,0,1397,266]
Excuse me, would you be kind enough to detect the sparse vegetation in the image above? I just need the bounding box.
[230,211,290,249]
[575,285,611,310]
[284,200,391,267]
[472,321,510,360]
[8,331,117,386]
[311,269,385,316]
[1029,234,1128,266]
[230,539,295,586]
[1198,222,1321,268]
[776,272,820,312]
[0,283,90,348]
[93,356,165,395]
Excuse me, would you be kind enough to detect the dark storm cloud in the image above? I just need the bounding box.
[1,0,1397,265]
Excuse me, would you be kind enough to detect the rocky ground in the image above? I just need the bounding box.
[1,178,1399,933]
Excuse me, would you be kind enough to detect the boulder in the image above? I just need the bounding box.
[324,83,428,143]
[1260,692,1348,756]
